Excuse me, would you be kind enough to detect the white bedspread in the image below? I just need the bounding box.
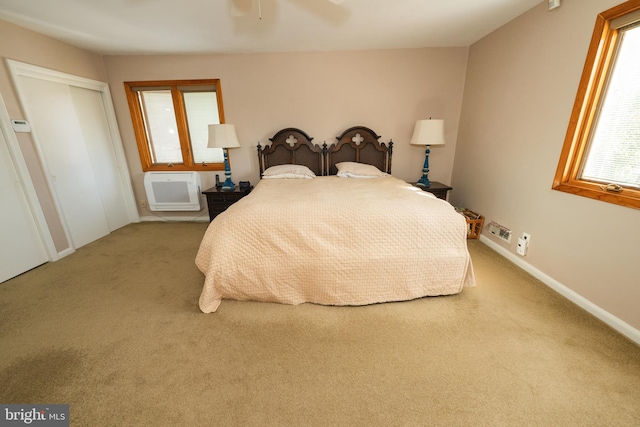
[196,176,475,313]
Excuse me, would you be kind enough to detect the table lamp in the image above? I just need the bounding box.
[208,124,241,191]
[410,119,445,187]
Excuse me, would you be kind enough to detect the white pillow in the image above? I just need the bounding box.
[262,164,316,179]
[335,162,388,178]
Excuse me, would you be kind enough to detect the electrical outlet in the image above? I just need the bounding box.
[517,238,528,256]
[517,232,531,256]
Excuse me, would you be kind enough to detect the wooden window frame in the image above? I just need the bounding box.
[552,0,640,210]
[124,79,226,172]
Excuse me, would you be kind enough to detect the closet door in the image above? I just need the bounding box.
[0,122,48,282]
[19,76,111,248]
[69,86,130,231]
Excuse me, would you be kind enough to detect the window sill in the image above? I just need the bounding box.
[552,180,640,210]
[143,164,225,172]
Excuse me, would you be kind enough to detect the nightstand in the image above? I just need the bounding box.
[202,186,253,221]
[411,181,452,200]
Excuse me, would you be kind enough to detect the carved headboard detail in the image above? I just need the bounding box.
[257,128,326,177]
[326,126,393,175]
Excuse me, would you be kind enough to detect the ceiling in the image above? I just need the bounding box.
[0,0,543,55]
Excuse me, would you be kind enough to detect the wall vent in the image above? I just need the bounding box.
[488,221,512,243]
[143,172,202,211]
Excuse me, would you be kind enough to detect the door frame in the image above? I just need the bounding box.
[6,60,139,259]
[0,92,56,260]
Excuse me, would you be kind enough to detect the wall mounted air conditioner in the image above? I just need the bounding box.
[143,172,202,211]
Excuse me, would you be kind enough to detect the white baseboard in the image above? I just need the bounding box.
[139,214,210,223]
[478,235,640,346]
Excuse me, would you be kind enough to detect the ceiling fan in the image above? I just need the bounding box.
[231,0,345,19]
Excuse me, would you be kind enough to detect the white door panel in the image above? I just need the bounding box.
[19,76,110,248]
[70,86,130,231]
[0,126,48,282]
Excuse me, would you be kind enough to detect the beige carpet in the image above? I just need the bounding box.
[1,222,639,426]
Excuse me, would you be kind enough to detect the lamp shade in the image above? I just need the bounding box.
[208,124,241,149]
[409,119,445,147]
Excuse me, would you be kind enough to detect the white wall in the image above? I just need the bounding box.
[103,48,468,218]
[451,0,640,334]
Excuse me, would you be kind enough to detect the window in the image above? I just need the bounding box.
[124,79,226,171]
[553,2,640,209]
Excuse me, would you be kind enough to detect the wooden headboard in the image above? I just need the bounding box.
[257,128,326,177]
[326,126,393,175]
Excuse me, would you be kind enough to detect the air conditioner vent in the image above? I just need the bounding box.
[143,172,202,211]
[488,221,512,243]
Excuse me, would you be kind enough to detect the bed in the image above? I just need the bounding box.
[196,126,475,313]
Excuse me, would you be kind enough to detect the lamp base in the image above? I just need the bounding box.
[415,146,432,187]
[221,178,235,191]
[221,147,235,191]
[415,175,431,187]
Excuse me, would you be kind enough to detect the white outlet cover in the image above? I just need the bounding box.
[517,238,528,256]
